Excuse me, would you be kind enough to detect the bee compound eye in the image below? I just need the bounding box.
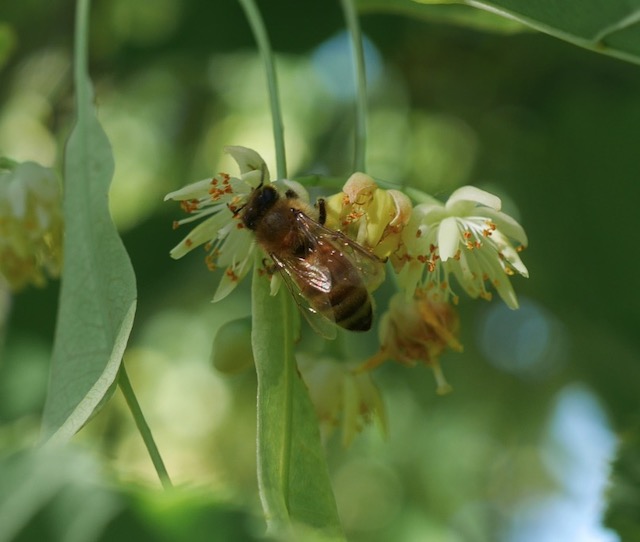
[258,186,279,207]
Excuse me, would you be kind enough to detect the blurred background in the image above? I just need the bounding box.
[1,0,639,540]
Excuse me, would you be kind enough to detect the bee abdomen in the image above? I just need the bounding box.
[329,283,372,332]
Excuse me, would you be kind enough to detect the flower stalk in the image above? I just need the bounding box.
[237,0,287,178]
[118,365,173,489]
[340,0,368,172]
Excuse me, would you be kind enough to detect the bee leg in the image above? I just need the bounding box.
[227,202,245,216]
[316,198,327,225]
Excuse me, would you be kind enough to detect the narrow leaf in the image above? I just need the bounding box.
[357,0,526,34]
[358,0,640,65]
[252,263,345,540]
[464,0,640,65]
[41,0,137,441]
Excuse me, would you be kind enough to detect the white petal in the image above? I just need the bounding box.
[438,217,461,261]
[279,178,309,203]
[169,213,228,259]
[446,251,479,299]
[242,169,264,189]
[397,260,423,300]
[491,273,518,309]
[446,186,501,211]
[164,178,213,201]
[227,176,253,195]
[216,227,253,266]
[476,207,528,247]
[224,146,269,182]
[212,251,254,302]
[491,235,529,278]
[476,247,519,309]
[213,269,240,303]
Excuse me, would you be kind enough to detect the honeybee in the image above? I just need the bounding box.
[240,178,384,338]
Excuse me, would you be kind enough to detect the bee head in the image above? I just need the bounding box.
[242,184,280,231]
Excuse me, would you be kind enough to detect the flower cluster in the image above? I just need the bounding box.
[397,186,529,309]
[327,178,528,394]
[166,145,530,436]
[0,161,63,290]
[165,146,307,301]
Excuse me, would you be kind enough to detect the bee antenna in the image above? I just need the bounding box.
[257,163,266,189]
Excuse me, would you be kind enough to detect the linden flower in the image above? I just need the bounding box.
[324,172,412,263]
[398,186,528,309]
[360,292,462,395]
[0,161,63,290]
[297,354,387,447]
[165,146,308,301]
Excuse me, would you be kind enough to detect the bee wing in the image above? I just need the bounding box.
[270,252,338,340]
[298,213,386,293]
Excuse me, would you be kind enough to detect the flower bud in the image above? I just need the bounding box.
[211,317,254,374]
[298,355,387,447]
[324,172,412,261]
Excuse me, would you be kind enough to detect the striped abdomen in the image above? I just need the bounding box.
[299,247,373,332]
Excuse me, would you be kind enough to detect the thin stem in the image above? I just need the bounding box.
[238,0,287,179]
[340,0,368,172]
[75,0,89,91]
[118,365,173,489]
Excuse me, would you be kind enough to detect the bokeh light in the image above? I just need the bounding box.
[476,297,569,381]
[504,384,619,542]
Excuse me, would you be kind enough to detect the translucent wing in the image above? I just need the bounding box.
[294,211,385,292]
[268,211,385,339]
[270,251,338,340]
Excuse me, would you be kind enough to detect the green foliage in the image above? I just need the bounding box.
[251,265,345,540]
[3,0,640,540]
[0,445,258,542]
[41,0,137,441]
[467,0,640,64]
[359,0,640,64]
[0,446,120,542]
[357,0,527,34]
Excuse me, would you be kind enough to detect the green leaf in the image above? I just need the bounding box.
[358,0,526,34]
[0,445,257,542]
[465,0,640,64]
[358,0,640,65]
[41,0,137,442]
[251,262,345,540]
[0,445,121,542]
